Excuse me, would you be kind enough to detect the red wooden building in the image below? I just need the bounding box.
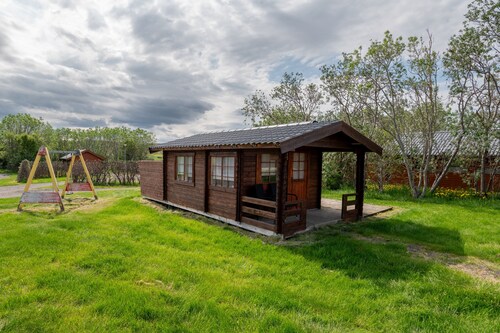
[60,149,105,162]
[139,121,382,237]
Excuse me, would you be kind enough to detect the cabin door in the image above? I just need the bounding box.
[287,152,308,203]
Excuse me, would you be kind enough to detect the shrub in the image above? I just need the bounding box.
[325,172,343,190]
[17,159,31,182]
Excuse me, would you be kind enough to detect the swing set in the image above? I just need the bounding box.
[18,146,98,212]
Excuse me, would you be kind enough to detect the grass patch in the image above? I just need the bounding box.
[323,187,500,263]
[0,170,17,186]
[0,188,498,332]
[0,171,66,187]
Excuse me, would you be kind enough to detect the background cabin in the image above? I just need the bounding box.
[139,121,382,237]
[60,149,105,163]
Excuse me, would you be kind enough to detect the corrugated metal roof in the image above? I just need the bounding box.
[150,121,338,151]
[407,131,500,156]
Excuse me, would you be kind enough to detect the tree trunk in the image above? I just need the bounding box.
[480,150,487,195]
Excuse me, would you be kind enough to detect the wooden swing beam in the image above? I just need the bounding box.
[18,146,64,211]
[61,151,98,199]
[18,147,99,212]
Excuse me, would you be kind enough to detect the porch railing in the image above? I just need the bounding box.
[341,193,358,221]
[241,196,277,231]
[240,195,307,234]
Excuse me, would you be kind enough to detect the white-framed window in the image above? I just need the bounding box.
[292,152,305,180]
[176,155,194,182]
[260,153,278,183]
[211,156,235,188]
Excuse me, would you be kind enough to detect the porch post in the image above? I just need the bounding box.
[276,153,287,234]
[163,151,168,201]
[355,149,365,220]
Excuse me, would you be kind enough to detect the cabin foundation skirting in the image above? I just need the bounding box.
[143,196,278,237]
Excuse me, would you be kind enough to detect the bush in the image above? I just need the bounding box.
[109,161,139,185]
[325,172,343,190]
[17,160,31,182]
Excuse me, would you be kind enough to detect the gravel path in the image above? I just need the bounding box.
[0,182,65,199]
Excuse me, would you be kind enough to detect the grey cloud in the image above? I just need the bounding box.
[57,56,88,71]
[54,28,97,52]
[87,9,107,30]
[0,29,15,62]
[113,98,214,127]
[126,59,222,96]
[0,63,119,119]
[55,0,77,9]
[131,9,199,53]
[53,115,108,128]
[0,0,467,133]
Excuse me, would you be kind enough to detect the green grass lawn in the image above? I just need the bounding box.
[0,169,66,187]
[0,170,17,186]
[0,188,498,332]
[323,187,500,263]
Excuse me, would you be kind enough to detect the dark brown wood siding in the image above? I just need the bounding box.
[307,150,321,209]
[139,161,163,201]
[166,151,206,211]
[241,150,257,196]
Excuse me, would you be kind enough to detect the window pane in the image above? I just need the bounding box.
[211,157,222,185]
[260,154,277,183]
[224,157,235,188]
[177,156,185,180]
[187,156,193,181]
[211,156,235,188]
[292,153,305,179]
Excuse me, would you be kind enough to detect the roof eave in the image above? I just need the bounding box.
[149,143,281,152]
[279,121,383,155]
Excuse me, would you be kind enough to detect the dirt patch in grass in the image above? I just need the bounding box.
[8,197,112,215]
[351,233,500,284]
[406,243,500,284]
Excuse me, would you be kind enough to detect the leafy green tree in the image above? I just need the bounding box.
[0,114,52,170]
[51,127,155,161]
[444,0,499,195]
[242,72,323,126]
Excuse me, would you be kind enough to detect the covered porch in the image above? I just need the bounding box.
[306,198,392,230]
[238,122,384,237]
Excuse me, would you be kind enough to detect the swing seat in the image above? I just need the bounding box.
[20,191,63,204]
[66,182,92,192]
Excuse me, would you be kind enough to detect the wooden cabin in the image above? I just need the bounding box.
[139,121,382,237]
[60,149,105,162]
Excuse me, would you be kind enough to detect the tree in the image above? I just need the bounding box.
[51,126,156,161]
[0,114,52,170]
[321,49,401,191]
[242,72,323,126]
[444,0,499,195]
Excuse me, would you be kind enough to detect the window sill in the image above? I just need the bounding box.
[175,180,195,187]
[209,185,236,193]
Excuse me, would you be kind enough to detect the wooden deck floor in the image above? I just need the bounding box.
[306,198,392,230]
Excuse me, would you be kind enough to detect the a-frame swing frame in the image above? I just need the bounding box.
[18,146,64,211]
[61,150,98,200]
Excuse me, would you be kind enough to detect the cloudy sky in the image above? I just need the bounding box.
[0,0,468,142]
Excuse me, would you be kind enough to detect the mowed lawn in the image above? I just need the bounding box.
[0,189,498,332]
